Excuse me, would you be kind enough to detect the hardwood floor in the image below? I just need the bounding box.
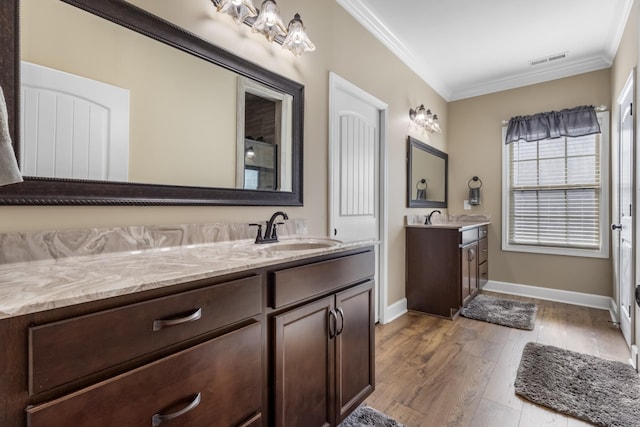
[365,292,631,427]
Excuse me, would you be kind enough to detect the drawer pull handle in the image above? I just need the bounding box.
[328,309,337,339]
[153,308,202,331]
[152,392,201,426]
[336,307,345,335]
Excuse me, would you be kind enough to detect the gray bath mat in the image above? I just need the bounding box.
[515,342,640,427]
[338,405,404,427]
[460,293,537,330]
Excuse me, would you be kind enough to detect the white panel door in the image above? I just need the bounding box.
[331,86,379,243]
[20,61,130,181]
[616,76,634,348]
[329,73,388,323]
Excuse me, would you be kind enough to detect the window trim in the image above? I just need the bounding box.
[501,112,610,258]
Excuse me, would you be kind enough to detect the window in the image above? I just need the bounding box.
[502,112,609,258]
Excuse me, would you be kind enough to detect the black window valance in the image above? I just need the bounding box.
[505,105,601,144]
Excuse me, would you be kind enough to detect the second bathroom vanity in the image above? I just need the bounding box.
[406,216,489,319]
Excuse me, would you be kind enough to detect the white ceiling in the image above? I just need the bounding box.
[337,0,635,101]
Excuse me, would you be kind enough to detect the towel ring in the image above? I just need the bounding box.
[416,179,428,190]
[468,176,482,189]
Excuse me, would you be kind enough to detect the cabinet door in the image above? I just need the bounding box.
[273,296,335,427]
[335,281,375,422]
[461,242,478,305]
[27,323,263,427]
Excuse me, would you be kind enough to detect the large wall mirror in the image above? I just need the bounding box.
[407,136,448,208]
[0,0,303,205]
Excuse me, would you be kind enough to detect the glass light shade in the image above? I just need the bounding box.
[431,115,441,133]
[216,0,257,24]
[413,105,427,126]
[425,109,433,125]
[252,0,287,42]
[282,14,316,56]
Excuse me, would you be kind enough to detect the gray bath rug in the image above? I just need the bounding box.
[515,342,640,427]
[338,405,404,427]
[460,293,537,330]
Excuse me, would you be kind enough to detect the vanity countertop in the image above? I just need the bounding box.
[406,221,490,230]
[0,237,376,320]
[405,214,490,231]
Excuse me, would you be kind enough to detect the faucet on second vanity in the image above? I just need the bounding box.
[425,210,442,225]
[250,211,289,244]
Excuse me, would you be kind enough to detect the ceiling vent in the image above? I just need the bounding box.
[529,52,568,66]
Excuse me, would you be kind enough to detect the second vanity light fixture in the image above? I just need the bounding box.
[211,0,316,56]
[409,104,441,133]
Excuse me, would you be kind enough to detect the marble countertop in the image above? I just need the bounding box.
[0,237,376,320]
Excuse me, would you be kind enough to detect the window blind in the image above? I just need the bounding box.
[508,133,601,249]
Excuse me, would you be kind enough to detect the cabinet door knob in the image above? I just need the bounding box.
[152,392,201,426]
[152,308,202,331]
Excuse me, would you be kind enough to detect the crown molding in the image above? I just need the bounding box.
[449,55,612,101]
[336,0,452,100]
[337,0,632,102]
[604,0,635,59]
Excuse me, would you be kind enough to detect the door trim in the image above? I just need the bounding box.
[328,72,390,324]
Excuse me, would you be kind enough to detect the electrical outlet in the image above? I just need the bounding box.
[463,200,471,210]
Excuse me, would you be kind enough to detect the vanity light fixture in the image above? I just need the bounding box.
[409,104,441,133]
[213,0,257,25]
[211,0,315,56]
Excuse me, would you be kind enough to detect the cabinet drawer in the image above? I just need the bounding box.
[478,237,488,264]
[270,251,374,309]
[30,275,262,395]
[461,228,478,245]
[478,225,488,239]
[27,322,263,427]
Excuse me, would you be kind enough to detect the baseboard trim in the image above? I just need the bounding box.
[483,280,614,313]
[631,345,639,370]
[383,297,407,324]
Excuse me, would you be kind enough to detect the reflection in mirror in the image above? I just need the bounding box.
[407,136,448,208]
[21,0,285,190]
[236,77,292,191]
[0,0,304,205]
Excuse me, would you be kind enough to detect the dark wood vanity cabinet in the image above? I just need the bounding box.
[25,275,265,427]
[271,253,375,427]
[27,323,263,427]
[0,247,375,427]
[406,224,489,318]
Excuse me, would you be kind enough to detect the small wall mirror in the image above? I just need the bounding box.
[407,136,448,208]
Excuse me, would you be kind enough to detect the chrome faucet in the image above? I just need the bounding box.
[425,210,442,225]
[250,211,289,244]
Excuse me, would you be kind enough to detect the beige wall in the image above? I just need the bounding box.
[449,71,613,296]
[4,0,448,308]
[446,4,638,299]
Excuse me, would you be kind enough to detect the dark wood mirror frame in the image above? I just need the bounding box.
[0,0,303,206]
[407,136,448,208]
